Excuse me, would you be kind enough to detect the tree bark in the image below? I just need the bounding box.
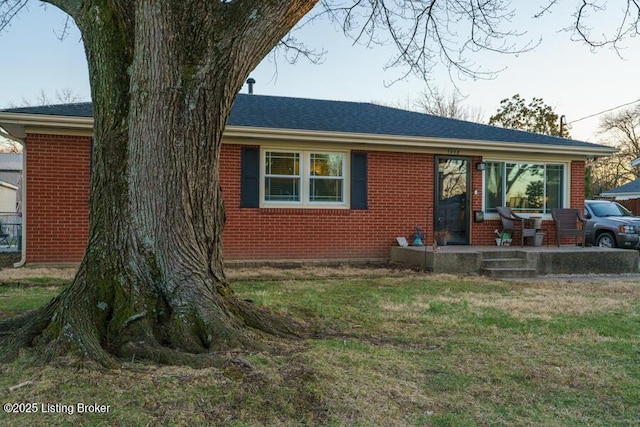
[1,0,319,368]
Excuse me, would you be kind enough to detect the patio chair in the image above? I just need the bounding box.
[496,206,536,247]
[551,208,586,247]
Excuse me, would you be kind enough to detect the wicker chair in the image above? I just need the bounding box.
[496,206,537,247]
[551,208,586,247]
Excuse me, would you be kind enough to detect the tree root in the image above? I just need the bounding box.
[119,341,228,368]
[1,268,315,369]
[0,297,61,363]
[230,296,312,339]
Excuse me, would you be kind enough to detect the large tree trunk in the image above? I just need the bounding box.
[1,0,319,368]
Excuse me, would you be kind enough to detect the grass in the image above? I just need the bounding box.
[0,270,639,426]
[0,284,61,315]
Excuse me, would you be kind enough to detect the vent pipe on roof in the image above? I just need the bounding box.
[246,78,256,95]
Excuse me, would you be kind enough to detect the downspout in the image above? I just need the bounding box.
[0,127,26,267]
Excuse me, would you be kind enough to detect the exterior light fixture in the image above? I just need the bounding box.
[476,162,486,171]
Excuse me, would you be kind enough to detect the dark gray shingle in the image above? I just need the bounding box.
[2,94,604,148]
[603,178,640,195]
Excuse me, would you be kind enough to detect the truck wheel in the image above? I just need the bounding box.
[596,232,616,248]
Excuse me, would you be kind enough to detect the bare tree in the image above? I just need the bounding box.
[5,88,84,108]
[589,155,633,196]
[0,1,638,368]
[414,88,485,122]
[588,104,640,194]
[599,105,640,178]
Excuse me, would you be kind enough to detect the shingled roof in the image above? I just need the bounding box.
[601,178,640,197]
[1,94,605,149]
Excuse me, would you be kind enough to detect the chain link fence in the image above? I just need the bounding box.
[0,213,22,252]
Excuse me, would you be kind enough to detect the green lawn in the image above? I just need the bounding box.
[1,272,639,426]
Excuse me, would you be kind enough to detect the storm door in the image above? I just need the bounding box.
[435,157,470,245]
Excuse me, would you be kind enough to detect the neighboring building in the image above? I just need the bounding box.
[0,153,22,189]
[0,180,17,213]
[0,94,616,265]
[601,178,640,201]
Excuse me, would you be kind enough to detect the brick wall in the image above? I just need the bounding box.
[26,134,91,263]
[570,161,586,209]
[24,137,589,263]
[222,145,434,260]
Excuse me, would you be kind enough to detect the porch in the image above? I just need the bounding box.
[390,245,640,278]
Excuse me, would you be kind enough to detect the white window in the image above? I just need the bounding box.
[484,161,566,214]
[262,150,347,207]
[264,151,301,202]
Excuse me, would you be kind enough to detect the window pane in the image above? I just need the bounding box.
[310,153,343,177]
[545,165,564,211]
[265,177,300,201]
[265,152,299,176]
[506,164,544,213]
[264,151,301,202]
[310,178,343,202]
[484,162,503,212]
[309,153,344,203]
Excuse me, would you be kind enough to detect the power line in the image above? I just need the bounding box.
[567,98,640,125]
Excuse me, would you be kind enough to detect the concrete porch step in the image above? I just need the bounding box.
[481,267,538,278]
[390,245,640,275]
[481,257,529,268]
[480,252,536,278]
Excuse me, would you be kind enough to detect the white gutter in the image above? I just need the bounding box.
[224,126,618,158]
[0,111,618,158]
[0,113,93,131]
[0,181,18,190]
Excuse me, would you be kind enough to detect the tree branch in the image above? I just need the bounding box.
[0,0,28,33]
[317,0,537,88]
[569,0,640,54]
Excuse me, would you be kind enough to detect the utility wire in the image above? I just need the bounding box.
[567,98,640,124]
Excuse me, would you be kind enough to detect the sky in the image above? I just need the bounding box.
[1,2,639,144]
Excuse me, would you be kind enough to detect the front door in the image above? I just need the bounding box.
[435,157,470,245]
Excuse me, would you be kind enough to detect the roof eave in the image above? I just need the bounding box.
[0,113,617,158]
[0,112,93,139]
[601,191,639,197]
[224,125,618,157]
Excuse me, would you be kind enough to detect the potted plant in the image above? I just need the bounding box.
[494,229,512,246]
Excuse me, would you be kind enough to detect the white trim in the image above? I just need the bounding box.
[260,148,349,209]
[0,181,18,191]
[481,159,570,215]
[224,126,616,157]
[600,192,640,200]
[0,112,618,158]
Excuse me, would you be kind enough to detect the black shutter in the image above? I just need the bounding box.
[350,152,368,209]
[240,146,259,208]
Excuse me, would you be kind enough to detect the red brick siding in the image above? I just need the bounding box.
[570,161,586,209]
[25,136,588,262]
[26,134,91,263]
[222,146,434,260]
[469,156,485,244]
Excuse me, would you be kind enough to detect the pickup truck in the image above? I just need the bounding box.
[584,200,640,249]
